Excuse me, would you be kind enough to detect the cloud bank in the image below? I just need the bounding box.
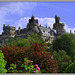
[14,17,75,34]
[0,2,37,34]
[0,2,75,34]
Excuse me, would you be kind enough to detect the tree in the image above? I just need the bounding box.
[8,37,30,48]
[52,50,72,73]
[7,33,44,48]
[52,33,75,57]
[27,33,44,44]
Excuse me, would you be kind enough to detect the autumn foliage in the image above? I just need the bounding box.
[0,42,58,73]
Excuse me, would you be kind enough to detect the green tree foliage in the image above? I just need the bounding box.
[8,37,30,48]
[27,33,44,44]
[0,50,7,73]
[52,33,75,57]
[52,50,72,73]
[7,33,44,48]
[65,61,75,73]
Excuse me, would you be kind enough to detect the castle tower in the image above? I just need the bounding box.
[53,15,66,35]
[27,15,39,33]
[3,24,5,31]
[2,24,16,37]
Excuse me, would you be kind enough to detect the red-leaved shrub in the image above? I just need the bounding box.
[0,43,58,73]
[23,43,58,73]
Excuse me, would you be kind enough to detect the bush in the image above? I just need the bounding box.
[7,33,44,48]
[0,45,26,69]
[65,61,75,73]
[52,33,75,57]
[52,50,72,73]
[0,42,58,73]
[8,38,31,48]
[23,43,58,73]
[0,50,7,73]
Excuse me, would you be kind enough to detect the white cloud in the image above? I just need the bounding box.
[14,17,30,30]
[36,17,55,28]
[14,17,55,30]
[0,2,37,34]
[14,17,75,34]
[0,2,37,16]
[65,24,75,33]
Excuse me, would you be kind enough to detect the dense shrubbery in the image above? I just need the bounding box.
[52,33,75,58]
[52,50,72,73]
[0,33,75,73]
[8,33,44,48]
[0,45,26,69]
[8,38,31,48]
[52,33,75,57]
[0,42,58,73]
[23,43,58,73]
[0,50,7,73]
[8,58,41,73]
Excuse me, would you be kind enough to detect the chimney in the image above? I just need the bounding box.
[40,24,41,27]
[46,24,47,28]
[18,26,21,31]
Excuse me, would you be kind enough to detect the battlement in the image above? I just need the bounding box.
[29,15,38,24]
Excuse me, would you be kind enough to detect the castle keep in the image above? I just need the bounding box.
[0,15,66,45]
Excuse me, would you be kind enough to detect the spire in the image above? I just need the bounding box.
[31,14,35,19]
[46,24,47,28]
[3,24,5,27]
[55,14,57,17]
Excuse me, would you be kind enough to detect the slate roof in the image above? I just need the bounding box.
[38,26,51,35]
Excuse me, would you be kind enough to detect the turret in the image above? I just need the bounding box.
[18,26,21,31]
[3,24,5,30]
[55,15,60,23]
[53,15,66,35]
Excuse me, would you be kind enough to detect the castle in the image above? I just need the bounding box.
[0,15,66,45]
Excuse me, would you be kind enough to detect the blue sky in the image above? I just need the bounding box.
[0,2,75,34]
